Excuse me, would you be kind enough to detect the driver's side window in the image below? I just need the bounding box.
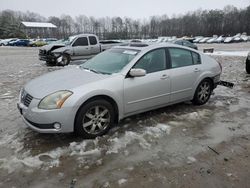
[133,48,166,74]
[72,37,88,46]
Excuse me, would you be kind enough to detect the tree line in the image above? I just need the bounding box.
[0,5,249,40]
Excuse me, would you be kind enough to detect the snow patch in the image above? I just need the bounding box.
[118,178,127,185]
[107,124,171,154]
[206,51,248,57]
[187,156,197,164]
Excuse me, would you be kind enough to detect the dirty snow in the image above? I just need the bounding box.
[118,178,127,185]
[205,51,248,57]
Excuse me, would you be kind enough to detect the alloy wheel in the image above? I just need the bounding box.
[197,81,211,103]
[82,105,110,135]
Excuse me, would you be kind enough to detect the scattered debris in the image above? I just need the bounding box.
[208,146,220,155]
[69,178,77,188]
[224,158,229,162]
[218,80,234,89]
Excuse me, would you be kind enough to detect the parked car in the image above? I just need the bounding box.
[0,38,18,46]
[39,34,124,66]
[224,37,234,43]
[246,52,250,74]
[8,39,30,46]
[45,38,58,44]
[174,40,198,50]
[17,43,222,138]
[199,37,211,43]
[29,39,47,47]
[193,36,204,43]
[215,35,225,43]
[207,35,218,43]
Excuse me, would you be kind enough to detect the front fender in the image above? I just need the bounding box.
[74,90,123,119]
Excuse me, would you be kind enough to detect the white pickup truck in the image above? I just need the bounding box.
[39,34,123,66]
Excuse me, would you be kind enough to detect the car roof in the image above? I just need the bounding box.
[73,33,97,38]
[114,42,197,53]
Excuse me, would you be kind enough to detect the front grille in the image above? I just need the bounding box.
[21,90,33,107]
[39,49,47,55]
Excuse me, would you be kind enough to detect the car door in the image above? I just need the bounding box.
[168,47,202,102]
[88,36,100,55]
[72,37,90,57]
[124,48,171,114]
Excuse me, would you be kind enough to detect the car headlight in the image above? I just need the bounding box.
[38,90,73,110]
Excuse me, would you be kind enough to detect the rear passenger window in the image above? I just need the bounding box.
[169,48,193,68]
[89,36,97,45]
[73,37,88,46]
[192,52,201,64]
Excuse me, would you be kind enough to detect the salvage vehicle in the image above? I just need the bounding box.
[174,40,198,50]
[39,34,123,66]
[18,43,222,138]
[246,52,250,74]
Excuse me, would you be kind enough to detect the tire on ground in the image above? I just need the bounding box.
[246,58,250,74]
[74,99,115,139]
[192,78,213,105]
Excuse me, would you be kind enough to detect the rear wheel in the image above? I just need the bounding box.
[75,99,115,138]
[246,58,250,74]
[192,79,212,105]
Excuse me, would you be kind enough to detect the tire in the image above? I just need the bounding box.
[246,58,250,74]
[75,99,115,138]
[45,61,56,66]
[192,79,212,105]
[57,54,70,66]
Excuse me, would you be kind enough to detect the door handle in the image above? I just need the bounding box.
[194,68,200,72]
[161,74,169,80]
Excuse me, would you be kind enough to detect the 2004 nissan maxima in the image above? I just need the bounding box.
[17,43,222,138]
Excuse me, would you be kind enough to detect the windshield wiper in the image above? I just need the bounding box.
[82,67,111,75]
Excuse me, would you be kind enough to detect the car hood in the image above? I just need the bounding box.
[52,46,71,53]
[24,67,109,99]
[40,43,66,51]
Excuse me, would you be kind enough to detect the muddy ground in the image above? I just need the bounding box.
[0,43,249,188]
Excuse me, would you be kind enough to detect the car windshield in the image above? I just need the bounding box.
[80,48,139,74]
[64,36,76,45]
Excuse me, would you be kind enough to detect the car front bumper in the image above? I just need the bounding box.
[39,49,57,63]
[17,97,75,133]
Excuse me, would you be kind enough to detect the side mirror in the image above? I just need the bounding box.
[129,68,146,77]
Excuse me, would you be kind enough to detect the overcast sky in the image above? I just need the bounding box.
[0,0,249,19]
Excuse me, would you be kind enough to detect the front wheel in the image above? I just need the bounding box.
[246,58,250,74]
[57,54,70,66]
[75,99,115,138]
[192,79,212,105]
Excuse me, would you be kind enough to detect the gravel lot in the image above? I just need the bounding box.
[0,44,250,188]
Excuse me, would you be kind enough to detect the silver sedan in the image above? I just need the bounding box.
[17,43,222,138]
